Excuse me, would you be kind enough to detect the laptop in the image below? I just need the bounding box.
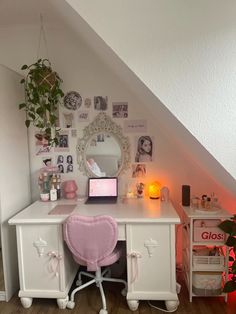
[85,177,118,204]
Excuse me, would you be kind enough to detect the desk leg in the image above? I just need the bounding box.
[165,300,179,311]
[20,297,33,308]
[57,296,69,309]
[127,299,139,311]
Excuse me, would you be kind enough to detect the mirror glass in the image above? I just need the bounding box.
[77,113,130,177]
[85,133,122,177]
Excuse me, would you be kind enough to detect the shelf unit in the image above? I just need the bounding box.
[181,205,232,302]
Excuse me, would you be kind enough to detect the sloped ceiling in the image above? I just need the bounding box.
[0,0,235,196]
[63,0,236,195]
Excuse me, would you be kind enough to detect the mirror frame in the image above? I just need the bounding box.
[77,112,131,177]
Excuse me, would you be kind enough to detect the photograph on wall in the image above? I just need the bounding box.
[78,110,89,122]
[71,129,77,138]
[97,133,104,142]
[94,96,108,111]
[42,157,53,168]
[90,138,97,147]
[54,130,69,152]
[35,132,52,156]
[112,102,128,118]
[132,164,146,178]
[124,119,147,133]
[56,154,74,173]
[84,97,92,108]
[64,91,82,110]
[41,157,58,172]
[65,154,74,173]
[135,135,153,162]
[61,111,75,128]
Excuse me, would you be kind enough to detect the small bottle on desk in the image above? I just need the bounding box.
[50,178,57,201]
[56,174,61,199]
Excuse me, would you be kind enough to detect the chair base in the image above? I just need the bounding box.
[67,267,127,313]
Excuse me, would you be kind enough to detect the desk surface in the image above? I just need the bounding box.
[181,205,231,219]
[9,197,180,225]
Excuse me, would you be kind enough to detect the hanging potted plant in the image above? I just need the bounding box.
[19,58,64,146]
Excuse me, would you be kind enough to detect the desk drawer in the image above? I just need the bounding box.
[118,224,126,240]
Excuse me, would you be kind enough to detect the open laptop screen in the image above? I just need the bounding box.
[88,177,118,197]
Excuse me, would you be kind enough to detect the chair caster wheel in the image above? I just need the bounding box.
[67,301,75,309]
[76,280,82,286]
[99,309,108,314]
[121,288,127,296]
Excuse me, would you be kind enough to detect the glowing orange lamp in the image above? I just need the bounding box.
[149,181,161,199]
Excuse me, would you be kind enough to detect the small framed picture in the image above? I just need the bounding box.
[112,102,128,118]
[132,164,146,178]
[55,130,70,152]
[94,96,108,111]
[61,111,75,128]
[78,111,89,122]
[135,135,153,162]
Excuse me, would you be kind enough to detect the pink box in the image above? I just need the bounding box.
[193,219,225,242]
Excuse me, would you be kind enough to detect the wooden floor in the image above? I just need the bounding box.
[0,274,235,314]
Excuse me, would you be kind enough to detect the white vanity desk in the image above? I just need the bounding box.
[9,197,180,311]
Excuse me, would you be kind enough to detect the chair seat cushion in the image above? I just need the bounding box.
[73,243,123,271]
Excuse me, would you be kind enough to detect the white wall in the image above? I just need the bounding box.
[0,64,31,300]
[0,23,234,214]
[0,20,235,272]
[66,0,236,181]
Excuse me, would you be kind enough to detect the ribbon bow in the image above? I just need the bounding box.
[47,251,62,277]
[127,252,142,283]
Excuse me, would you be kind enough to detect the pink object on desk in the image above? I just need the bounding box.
[49,204,77,215]
[63,180,78,199]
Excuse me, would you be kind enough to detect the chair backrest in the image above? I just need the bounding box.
[63,214,118,271]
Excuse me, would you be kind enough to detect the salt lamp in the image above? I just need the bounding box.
[148,181,161,199]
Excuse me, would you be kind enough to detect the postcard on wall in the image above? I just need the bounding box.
[134,135,153,162]
[84,97,92,108]
[132,163,146,178]
[123,119,147,133]
[41,157,58,172]
[35,132,53,156]
[78,110,89,122]
[54,130,70,152]
[42,157,53,168]
[94,96,108,111]
[56,154,74,174]
[61,111,75,128]
[71,129,77,138]
[112,102,128,118]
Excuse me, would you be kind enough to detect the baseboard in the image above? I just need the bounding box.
[0,291,6,301]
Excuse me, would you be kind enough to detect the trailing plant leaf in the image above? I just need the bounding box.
[223,280,236,293]
[19,58,64,145]
[218,216,236,293]
[25,120,30,128]
[21,64,28,70]
[226,236,236,247]
[218,220,236,236]
[19,103,26,109]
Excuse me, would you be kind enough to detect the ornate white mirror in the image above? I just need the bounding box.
[77,113,131,177]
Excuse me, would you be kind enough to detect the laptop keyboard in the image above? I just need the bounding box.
[85,197,117,204]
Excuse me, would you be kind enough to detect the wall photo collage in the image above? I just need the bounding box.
[35,91,154,184]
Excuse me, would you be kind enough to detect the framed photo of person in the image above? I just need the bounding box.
[135,136,153,162]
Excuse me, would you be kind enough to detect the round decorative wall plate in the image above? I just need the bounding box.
[64,91,82,110]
